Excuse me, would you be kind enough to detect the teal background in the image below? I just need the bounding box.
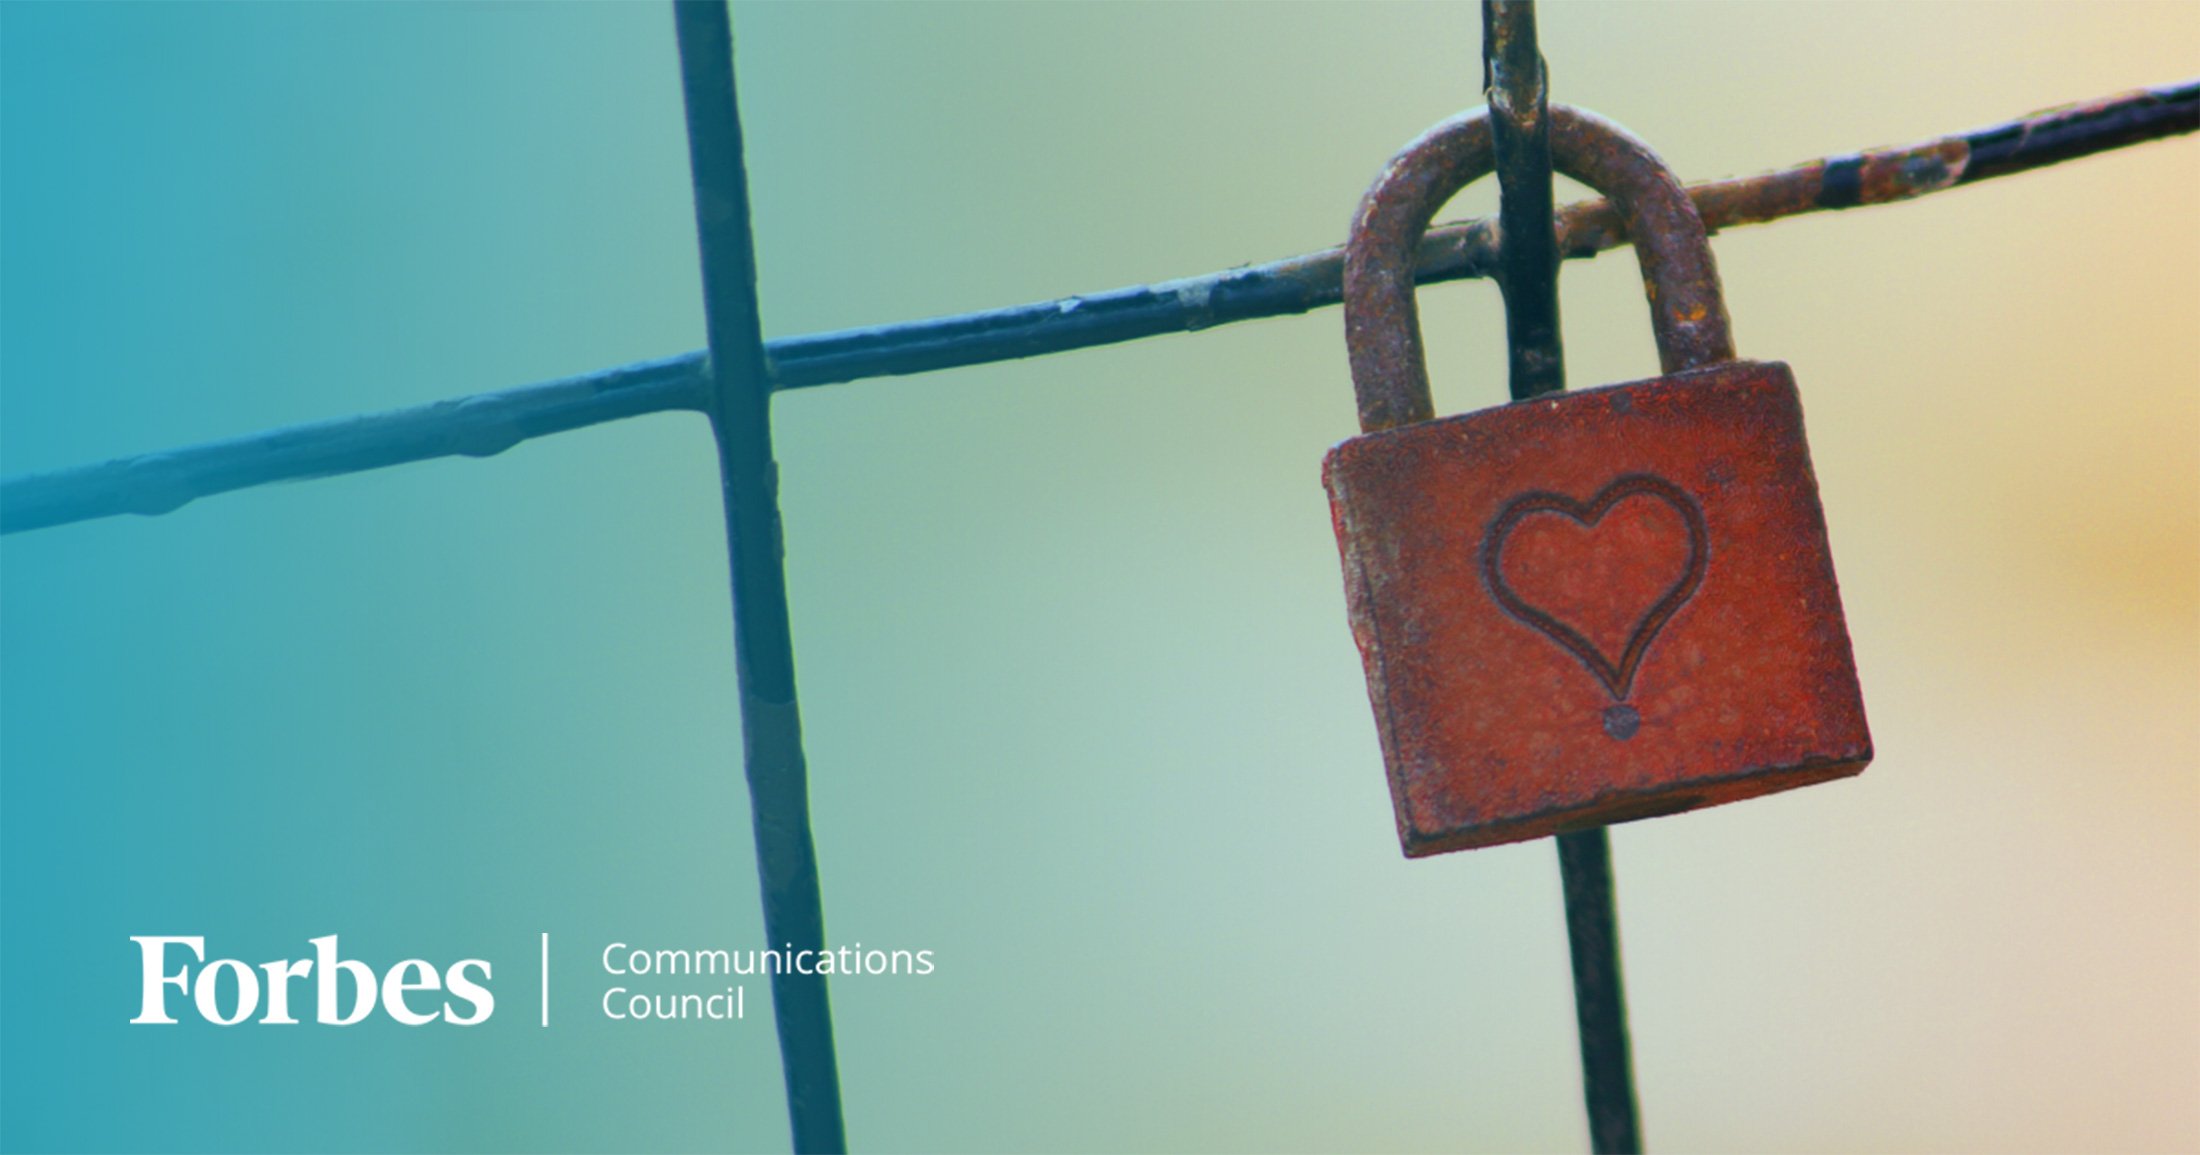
[2,3,2194,1152]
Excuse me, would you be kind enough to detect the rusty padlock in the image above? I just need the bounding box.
[1323,106,1871,856]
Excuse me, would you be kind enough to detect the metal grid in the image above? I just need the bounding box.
[2,3,2194,1151]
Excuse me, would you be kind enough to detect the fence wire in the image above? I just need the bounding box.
[2,81,2191,536]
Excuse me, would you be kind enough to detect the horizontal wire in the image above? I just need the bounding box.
[4,79,2192,535]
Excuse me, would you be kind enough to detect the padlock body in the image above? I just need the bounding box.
[1323,361,1870,856]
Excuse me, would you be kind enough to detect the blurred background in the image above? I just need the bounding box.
[2,2,2193,1151]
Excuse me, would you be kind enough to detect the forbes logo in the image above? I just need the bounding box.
[130,935,494,1026]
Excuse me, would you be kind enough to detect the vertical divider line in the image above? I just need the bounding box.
[1482,2,1643,1151]
[672,4,848,1152]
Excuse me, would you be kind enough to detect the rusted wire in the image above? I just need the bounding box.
[3,79,2190,535]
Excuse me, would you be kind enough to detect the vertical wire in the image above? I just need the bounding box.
[1556,827,1641,1153]
[1484,2,1643,1150]
[672,4,848,1151]
[1484,0,1565,400]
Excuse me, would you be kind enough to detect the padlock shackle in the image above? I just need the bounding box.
[1344,105,1735,433]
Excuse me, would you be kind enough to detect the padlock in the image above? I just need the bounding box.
[1323,105,1871,857]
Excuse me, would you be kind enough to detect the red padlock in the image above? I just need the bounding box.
[1323,106,1871,857]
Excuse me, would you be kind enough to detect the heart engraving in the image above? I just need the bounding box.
[1480,473,1707,701]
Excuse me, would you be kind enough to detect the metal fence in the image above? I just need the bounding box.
[3,2,2193,1151]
